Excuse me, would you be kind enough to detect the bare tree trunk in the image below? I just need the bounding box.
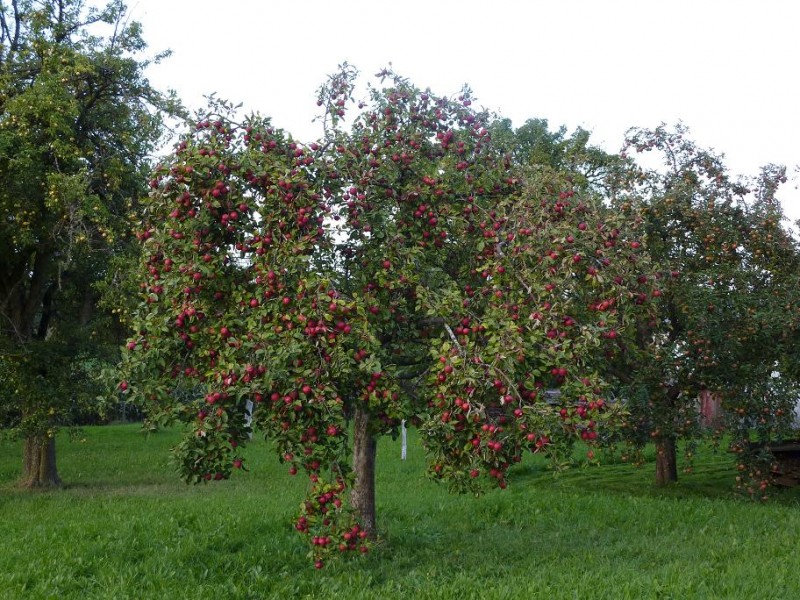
[22,434,62,489]
[655,435,678,485]
[350,404,377,539]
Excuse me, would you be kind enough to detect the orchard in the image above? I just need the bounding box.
[119,67,663,564]
[4,1,800,589]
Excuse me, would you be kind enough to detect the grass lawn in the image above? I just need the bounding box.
[2,424,800,599]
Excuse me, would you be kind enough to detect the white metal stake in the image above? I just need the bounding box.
[245,399,254,439]
[401,419,407,460]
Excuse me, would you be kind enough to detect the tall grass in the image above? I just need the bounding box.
[1,425,799,599]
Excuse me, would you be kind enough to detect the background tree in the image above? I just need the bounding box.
[489,117,626,195]
[0,0,178,487]
[611,124,800,490]
[120,66,660,565]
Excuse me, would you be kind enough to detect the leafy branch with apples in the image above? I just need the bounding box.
[118,67,669,565]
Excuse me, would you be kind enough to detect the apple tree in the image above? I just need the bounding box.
[611,124,800,491]
[120,67,660,564]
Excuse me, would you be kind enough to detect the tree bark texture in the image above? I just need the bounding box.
[350,404,377,538]
[655,435,678,485]
[22,434,62,489]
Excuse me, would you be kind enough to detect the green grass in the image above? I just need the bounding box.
[2,426,800,599]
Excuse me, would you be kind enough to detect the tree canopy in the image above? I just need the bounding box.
[0,0,179,486]
[119,66,664,564]
[610,124,800,491]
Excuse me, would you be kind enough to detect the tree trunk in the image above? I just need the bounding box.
[22,434,62,489]
[655,435,678,485]
[351,404,377,538]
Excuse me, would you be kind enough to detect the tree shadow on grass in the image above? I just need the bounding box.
[506,449,800,507]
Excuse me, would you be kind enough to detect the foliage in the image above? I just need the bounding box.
[612,123,800,492]
[0,0,179,449]
[120,66,661,563]
[490,117,627,194]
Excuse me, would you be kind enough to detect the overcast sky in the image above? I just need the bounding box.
[122,0,800,223]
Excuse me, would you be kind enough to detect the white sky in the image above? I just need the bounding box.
[122,0,800,223]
